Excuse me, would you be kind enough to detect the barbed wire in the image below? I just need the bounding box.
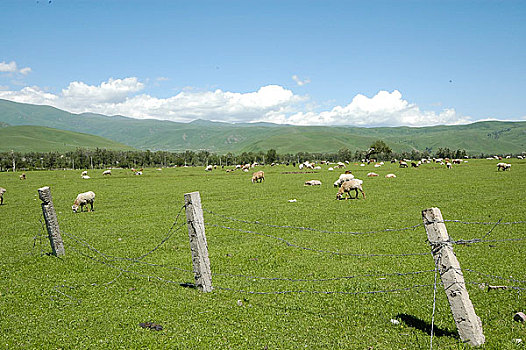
[443,219,526,225]
[450,236,526,245]
[212,269,436,282]
[213,283,434,295]
[206,223,430,257]
[61,205,187,265]
[203,208,423,235]
[459,268,526,284]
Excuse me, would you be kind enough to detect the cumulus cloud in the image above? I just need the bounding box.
[266,90,470,127]
[0,60,32,75]
[0,77,471,126]
[292,74,311,86]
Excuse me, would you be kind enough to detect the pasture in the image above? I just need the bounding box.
[1,160,525,349]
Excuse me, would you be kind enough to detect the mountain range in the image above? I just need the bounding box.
[1,99,525,154]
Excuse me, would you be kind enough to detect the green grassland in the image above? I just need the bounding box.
[1,160,525,349]
[2,99,526,154]
[0,125,135,152]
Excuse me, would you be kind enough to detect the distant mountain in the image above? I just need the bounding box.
[0,99,525,154]
[0,125,135,153]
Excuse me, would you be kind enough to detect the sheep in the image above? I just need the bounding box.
[20,173,26,180]
[367,172,379,177]
[252,171,265,183]
[0,187,5,205]
[328,167,334,171]
[497,163,511,171]
[102,170,112,176]
[333,173,355,187]
[336,179,365,200]
[304,180,322,186]
[81,175,91,179]
[399,161,408,168]
[205,165,213,171]
[446,162,452,169]
[135,171,143,176]
[518,156,524,160]
[385,174,396,178]
[81,170,88,176]
[72,191,95,213]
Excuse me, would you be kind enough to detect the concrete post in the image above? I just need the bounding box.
[422,208,485,346]
[38,186,65,257]
[184,191,213,292]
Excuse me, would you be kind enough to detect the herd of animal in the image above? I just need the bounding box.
[0,157,520,208]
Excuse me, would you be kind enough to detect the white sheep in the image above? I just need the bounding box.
[102,169,112,176]
[333,172,355,187]
[0,187,6,205]
[135,171,143,175]
[72,191,95,213]
[328,167,334,171]
[367,172,379,177]
[81,170,88,176]
[304,180,322,186]
[81,175,91,179]
[205,165,213,171]
[497,163,511,171]
[385,174,396,178]
[252,171,265,183]
[399,161,408,168]
[336,179,365,200]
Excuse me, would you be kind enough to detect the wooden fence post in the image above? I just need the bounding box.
[422,208,485,346]
[38,186,65,257]
[184,191,213,292]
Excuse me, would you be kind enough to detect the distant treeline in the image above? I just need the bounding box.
[0,146,515,171]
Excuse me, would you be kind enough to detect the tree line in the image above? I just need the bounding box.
[0,140,494,172]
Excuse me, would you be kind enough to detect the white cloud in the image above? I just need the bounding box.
[292,74,311,86]
[266,90,471,127]
[19,67,32,75]
[0,77,472,126]
[0,61,18,73]
[0,61,32,75]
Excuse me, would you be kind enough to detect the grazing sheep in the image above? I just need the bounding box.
[0,187,5,205]
[336,179,365,200]
[72,191,95,213]
[252,171,265,183]
[135,171,143,176]
[81,175,91,179]
[81,171,88,176]
[304,180,322,186]
[19,173,26,180]
[367,172,379,177]
[385,174,396,178]
[333,173,355,187]
[399,161,408,168]
[102,170,112,176]
[497,163,511,171]
[205,165,213,171]
[518,156,524,160]
[446,162,452,169]
[328,167,334,171]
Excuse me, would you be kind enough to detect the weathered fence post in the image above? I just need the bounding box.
[184,191,213,292]
[38,186,65,257]
[422,208,485,346]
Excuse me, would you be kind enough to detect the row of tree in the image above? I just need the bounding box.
[0,140,507,171]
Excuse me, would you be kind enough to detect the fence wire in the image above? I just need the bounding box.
[203,208,423,235]
[206,223,429,257]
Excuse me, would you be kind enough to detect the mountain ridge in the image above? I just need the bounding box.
[1,99,525,154]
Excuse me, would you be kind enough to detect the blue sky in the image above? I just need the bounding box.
[1,0,525,126]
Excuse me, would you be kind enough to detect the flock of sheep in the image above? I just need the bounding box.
[0,155,521,208]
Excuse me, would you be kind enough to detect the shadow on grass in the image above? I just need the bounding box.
[395,313,458,338]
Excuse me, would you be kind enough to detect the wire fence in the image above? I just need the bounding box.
[35,203,525,300]
[30,200,526,350]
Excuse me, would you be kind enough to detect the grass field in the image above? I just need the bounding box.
[1,160,525,349]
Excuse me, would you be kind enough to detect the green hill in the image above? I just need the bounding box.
[0,99,525,154]
[0,125,135,152]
